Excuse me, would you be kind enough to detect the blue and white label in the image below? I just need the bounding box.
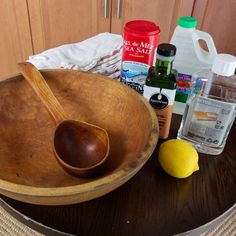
[121,61,149,94]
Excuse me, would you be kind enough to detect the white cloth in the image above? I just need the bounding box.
[89,59,121,73]
[28,32,123,79]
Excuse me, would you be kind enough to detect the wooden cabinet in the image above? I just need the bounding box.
[0,0,235,80]
[110,0,194,43]
[0,0,33,80]
[27,0,111,53]
[110,0,236,52]
[192,0,236,55]
[0,0,112,80]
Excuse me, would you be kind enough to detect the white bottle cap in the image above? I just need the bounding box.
[212,54,236,76]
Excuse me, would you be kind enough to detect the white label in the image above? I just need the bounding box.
[183,96,236,146]
[143,85,176,108]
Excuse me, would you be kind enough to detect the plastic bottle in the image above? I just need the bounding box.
[121,20,160,94]
[170,16,217,105]
[177,54,236,155]
[143,43,177,139]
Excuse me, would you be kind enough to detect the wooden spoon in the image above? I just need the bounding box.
[18,62,110,178]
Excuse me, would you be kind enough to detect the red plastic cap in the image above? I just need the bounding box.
[124,20,160,36]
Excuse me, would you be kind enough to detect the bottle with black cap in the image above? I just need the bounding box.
[143,43,177,139]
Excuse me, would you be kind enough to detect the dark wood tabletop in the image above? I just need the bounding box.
[1,114,236,236]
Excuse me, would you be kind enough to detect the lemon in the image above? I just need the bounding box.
[158,139,199,178]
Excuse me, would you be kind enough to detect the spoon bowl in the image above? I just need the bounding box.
[18,62,109,178]
[54,120,109,177]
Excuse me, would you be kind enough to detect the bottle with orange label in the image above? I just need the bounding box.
[143,43,177,139]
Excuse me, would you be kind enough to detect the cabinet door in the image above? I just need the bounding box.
[0,0,33,80]
[192,0,236,55]
[28,0,111,54]
[110,0,194,43]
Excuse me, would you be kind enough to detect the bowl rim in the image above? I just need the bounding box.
[0,69,159,199]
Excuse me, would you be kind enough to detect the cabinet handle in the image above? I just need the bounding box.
[104,0,108,18]
[117,0,121,18]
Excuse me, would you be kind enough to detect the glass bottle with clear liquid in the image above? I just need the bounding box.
[178,54,236,155]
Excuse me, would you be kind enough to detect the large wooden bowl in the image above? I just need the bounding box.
[0,70,158,205]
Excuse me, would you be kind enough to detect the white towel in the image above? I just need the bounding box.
[28,32,123,72]
[89,60,121,74]
[96,48,122,66]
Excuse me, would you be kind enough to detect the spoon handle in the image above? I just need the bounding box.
[18,62,68,124]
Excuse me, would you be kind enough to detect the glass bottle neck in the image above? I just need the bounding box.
[155,56,173,76]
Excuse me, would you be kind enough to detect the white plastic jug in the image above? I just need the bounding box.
[170,16,217,104]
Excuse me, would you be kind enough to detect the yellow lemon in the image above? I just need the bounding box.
[158,139,199,178]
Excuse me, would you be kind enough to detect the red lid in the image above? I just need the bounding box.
[124,20,160,36]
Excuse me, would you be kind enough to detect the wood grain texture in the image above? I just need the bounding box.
[0,70,158,205]
[111,0,195,43]
[1,114,235,235]
[27,0,111,53]
[18,62,68,123]
[192,0,236,55]
[18,62,110,178]
[0,0,33,81]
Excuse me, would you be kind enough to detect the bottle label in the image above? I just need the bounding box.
[182,96,236,146]
[193,76,208,96]
[143,85,176,139]
[121,30,160,94]
[121,61,149,94]
[175,73,192,103]
[122,38,158,66]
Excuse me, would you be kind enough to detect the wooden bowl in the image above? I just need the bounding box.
[0,70,158,205]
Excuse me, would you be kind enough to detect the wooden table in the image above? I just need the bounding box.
[1,114,236,236]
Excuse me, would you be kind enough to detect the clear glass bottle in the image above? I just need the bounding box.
[143,43,177,139]
[178,54,236,155]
